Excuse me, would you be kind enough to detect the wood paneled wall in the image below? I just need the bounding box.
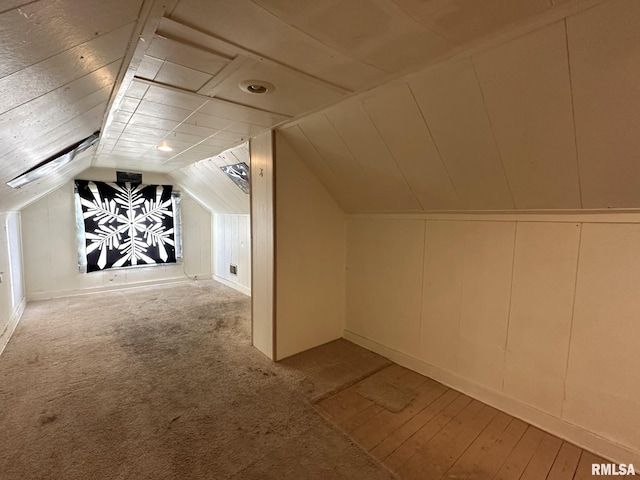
[0,211,25,355]
[249,131,275,359]
[345,213,640,466]
[274,134,346,360]
[213,214,251,295]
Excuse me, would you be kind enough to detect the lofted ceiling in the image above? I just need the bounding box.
[0,0,143,210]
[2,0,636,213]
[280,0,640,212]
[169,142,250,214]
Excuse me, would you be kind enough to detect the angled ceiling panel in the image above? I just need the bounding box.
[0,63,118,155]
[278,125,358,212]
[128,112,180,130]
[0,0,141,77]
[0,83,112,181]
[211,58,346,117]
[168,0,388,90]
[134,99,195,122]
[141,84,207,111]
[324,101,422,211]
[296,113,376,212]
[98,76,288,171]
[144,35,231,74]
[567,0,640,208]
[3,0,624,214]
[362,83,462,210]
[96,7,353,173]
[409,58,515,210]
[473,21,581,209]
[252,0,451,72]
[151,61,213,91]
[0,0,144,211]
[2,102,106,183]
[169,143,250,214]
[0,23,134,114]
[93,0,599,182]
[1,148,95,212]
[392,0,553,45]
[136,55,164,79]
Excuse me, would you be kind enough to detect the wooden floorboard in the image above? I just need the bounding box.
[494,426,545,480]
[520,433,563,480]
[443,411,513,479]
[317,364,632,479]
[369,384,450,461]
[350,379,440,450]
[342,403,385,433]
[384,393,472,472]
[316,388,373,423]
[401,402,499,479]
[547,442,582,480]
[470,417,529,480]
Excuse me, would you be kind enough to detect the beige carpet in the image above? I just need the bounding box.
[0,280,395,479]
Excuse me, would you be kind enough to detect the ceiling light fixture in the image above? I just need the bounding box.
[239,80,274,95]
[156,144,173,152]
[7,132,100,189]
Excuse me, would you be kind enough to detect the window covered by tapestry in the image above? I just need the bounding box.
[74,180,181,273]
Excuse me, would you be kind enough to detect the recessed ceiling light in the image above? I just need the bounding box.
[156,144,173,152]
[239,80,274,95]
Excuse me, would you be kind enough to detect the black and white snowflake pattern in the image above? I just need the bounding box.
[75,180,176,272]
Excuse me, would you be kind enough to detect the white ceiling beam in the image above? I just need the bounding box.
[151,33,234,62]
[131,76,293,118]
[158,17,353,95]
[96,0,173,166]
[197,55,251,98]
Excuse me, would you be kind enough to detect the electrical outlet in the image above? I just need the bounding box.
[230,264,238,275]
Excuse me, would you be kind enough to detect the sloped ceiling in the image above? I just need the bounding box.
[2,0,636,214]
[0,0,144,211]
[169,143,250,214]
[280,0,640,212]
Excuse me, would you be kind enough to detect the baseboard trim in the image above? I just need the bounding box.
[343,329,640,466]
[0,297,26,356]
[213,275,251,296]
[26,276,200,301]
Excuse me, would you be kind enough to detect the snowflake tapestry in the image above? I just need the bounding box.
[75,180,176,272]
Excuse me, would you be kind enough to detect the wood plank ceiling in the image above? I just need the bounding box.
[2,0,634,213]
[280,0,640,212]
[0,0,143,210]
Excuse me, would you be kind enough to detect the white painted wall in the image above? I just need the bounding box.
[345,213,640,466]
[213,214,251,296]
[274,134,345,360]
[250,131,274,360]
[21,168,211,300]
[0,211,25,355]
[180,193,213,281]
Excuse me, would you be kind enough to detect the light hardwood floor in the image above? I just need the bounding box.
[316,365,635,479]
